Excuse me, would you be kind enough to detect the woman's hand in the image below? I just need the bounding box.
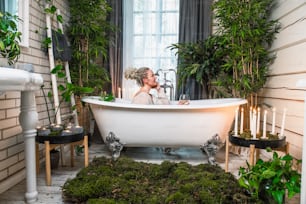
[155,83,161,92]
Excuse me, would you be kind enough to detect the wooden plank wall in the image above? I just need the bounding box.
[259,0,306,159]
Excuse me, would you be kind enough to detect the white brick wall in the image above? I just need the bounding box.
[0,0,71,194]
[0,111,5,120]
[0,149,7,160]
[0,100,17,109]
[0,170,7,181]
[2,127,22,139]
[0,118,18,130]
[0,137,17,150]
[0,155,19,171]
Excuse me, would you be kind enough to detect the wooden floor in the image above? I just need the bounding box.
[0,141,300,204]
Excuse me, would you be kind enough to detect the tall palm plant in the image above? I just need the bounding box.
[213,0,280,104]
[68,0,115,94]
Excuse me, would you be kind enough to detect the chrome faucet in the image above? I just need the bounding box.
[155,69,176,100]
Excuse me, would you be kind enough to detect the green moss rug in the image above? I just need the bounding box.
[62,156,259,203]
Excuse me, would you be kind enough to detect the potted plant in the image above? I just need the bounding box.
[238,150,301,204]
[0,11,22,66]
[212,0,280,103]
[169,35,227,99]
[50,149,60,169]
[67,0,115,95]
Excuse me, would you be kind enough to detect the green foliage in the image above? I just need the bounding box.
[41,1,108,124]
[100,92,115,102]
[44,4,57,15]
[169,35,226,98]
[67,0,115,94]
[48,65,93,122]
[50,65,94,100]
[0,11,21,65]
[238,151,301,204]
[41,2,64,50]
[70,62,111,95]
[212,0,280,98]
[238,130,280,140]
[62,156,259,203]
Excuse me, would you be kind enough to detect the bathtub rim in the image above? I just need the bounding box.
[82,96,247,110]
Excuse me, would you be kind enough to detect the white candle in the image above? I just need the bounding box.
[252,110,257,139]
[234,107,239,135]
[280,108,287,136]
[118,87,121,99]
[240,108,244,134]
[271,107,276,134]
[257,107,260,134]
[249,107,253,131]
[263,110,267,138]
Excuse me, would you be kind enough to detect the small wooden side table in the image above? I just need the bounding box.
[36,133,89,186]
[225,134,289,172]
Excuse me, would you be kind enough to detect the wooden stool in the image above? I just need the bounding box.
[247,142,289,166]
[36,135,89,186]
[225,135,289,172]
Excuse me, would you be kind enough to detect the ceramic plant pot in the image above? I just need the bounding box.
[50,149,60,169]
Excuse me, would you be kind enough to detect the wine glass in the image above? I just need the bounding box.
[179,94,190,105]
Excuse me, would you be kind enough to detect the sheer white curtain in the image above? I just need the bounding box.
[122,0,179,100]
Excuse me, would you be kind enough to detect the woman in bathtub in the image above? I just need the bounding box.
[124,67,171,105]
[125,67,183,154]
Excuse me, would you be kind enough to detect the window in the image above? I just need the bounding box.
[123,0,179,99]
[0,0,29,47]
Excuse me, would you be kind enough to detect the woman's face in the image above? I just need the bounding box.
[144,69,158,88]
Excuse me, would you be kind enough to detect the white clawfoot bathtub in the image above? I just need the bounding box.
[82,96,247,163]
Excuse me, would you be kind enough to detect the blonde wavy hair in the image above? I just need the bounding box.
[124,67,150,87]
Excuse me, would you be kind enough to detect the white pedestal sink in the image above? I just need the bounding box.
[0,67,43,203]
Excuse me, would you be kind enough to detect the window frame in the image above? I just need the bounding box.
[18,0,29,47]
[1,0,30,47]
[123,0,179,71]
[122,0,179,100]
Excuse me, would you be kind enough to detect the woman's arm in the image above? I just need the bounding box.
[154,87,170,105]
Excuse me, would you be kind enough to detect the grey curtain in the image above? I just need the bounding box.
[0,0,4,12]
[108,0,123,97]
[178,0,213,99]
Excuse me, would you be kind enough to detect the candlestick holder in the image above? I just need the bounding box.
[234,129,280,140]
[229,133,286,149]
[37,127,51,136]
[51,124,64,132]
[71,125,84,134]
[61,129,74,136]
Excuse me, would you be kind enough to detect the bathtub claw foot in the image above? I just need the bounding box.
[162,147,170,154]
[105,132,123,160]
[201,134,223,165]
